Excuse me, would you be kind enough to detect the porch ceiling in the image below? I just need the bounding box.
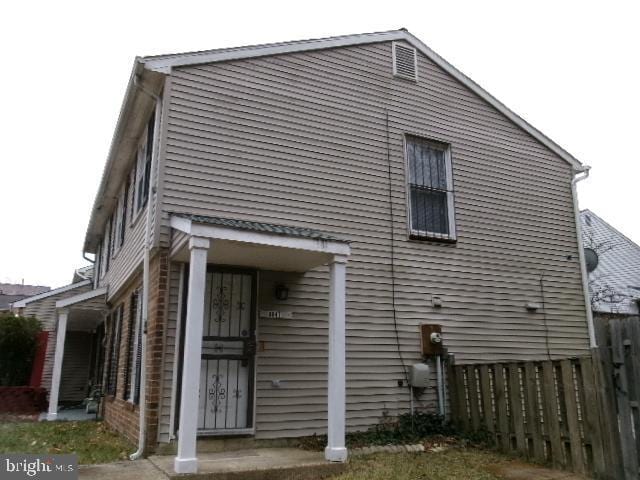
[66,308,104,332]
[170,214,351,272]
[56,286,107,331]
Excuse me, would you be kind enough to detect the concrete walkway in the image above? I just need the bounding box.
[79,448,344,480]
[79,459,165,480]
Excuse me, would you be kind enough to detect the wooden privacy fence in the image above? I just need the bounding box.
[448,355,624,479]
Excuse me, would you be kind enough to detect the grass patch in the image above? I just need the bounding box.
[0,421,134,464]
[335,448,508,480]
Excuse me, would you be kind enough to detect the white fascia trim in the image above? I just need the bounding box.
[142,29,583,171]
[55,287,108,309]
[142,30,403,72]
[400,32,583,171]
[12,280,91,308]
[170,217,351,257]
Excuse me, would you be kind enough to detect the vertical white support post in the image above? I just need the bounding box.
[174,236,210,474]
[47,309,68,421]
[325,255,348,462]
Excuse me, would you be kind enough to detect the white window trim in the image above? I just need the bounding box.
[404,135,457,241]
[112,194,124,258]
[392,41,418,82]
[133,127,150,218]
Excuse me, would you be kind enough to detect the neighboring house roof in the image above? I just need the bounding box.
[11,280,92,309]
[0,294,30,311]
[173,213,343,242]
[0,284,50,311]
[84,29,586,254]
[581,209,640,315]
[0,283,50,297]
[72,265,94,284]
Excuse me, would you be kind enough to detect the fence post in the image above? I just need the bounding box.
[578,356,606,476]
[523,362,545,462]
[479,365,494,436]
[560,360,585,474]
[542,361,564,468]
[493,364,510,451]
[591,346,625,480]
[508,364,526,454]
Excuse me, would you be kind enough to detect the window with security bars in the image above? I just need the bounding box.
[106,305,123,396]
[406,136,456,240]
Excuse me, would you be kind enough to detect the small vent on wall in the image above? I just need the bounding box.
[393,42,418,81]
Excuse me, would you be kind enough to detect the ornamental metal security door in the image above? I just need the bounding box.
[197,269,256,435]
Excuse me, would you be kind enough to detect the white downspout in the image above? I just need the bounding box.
[571,166,596,348]
[130,75,163,461]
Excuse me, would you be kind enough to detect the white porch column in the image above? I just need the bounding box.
[325,255,348,462]
[47,309,68,421]
[174,236,210,474]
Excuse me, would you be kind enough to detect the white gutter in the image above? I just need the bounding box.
[571,166,596,347]
[130,75,163,461]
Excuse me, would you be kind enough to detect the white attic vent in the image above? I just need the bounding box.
[392,42,418,81]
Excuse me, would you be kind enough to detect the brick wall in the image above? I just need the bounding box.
[144,248,170,451]
[102,273,142,445]
[101,248,170,452]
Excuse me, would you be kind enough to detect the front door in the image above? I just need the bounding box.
[197,269,256,435]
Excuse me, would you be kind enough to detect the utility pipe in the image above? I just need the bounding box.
[130,74,162,461]
[435,355,445,416]
[571,166,596,348]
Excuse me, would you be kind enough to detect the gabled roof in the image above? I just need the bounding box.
[11,280,91,309]
[141,28,584,171]
[173,213,344,242]
[84,29,585,253]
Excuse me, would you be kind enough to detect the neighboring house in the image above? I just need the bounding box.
[11,267,99,404]
[0,283,49,312]
[46,30,593,472]
[581,209,640,318]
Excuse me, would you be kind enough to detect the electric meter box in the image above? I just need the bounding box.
[420,324,443,356]
[409,362,431,388]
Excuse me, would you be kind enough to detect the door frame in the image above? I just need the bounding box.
[174,264,259,437]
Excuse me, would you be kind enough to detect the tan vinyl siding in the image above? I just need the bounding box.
[157,41,589,438]
[21,283,92,391]
[157,262,183,443]
[100,206,146,301]
[59,331,93,403]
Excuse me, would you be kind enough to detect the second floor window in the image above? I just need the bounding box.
[135,114,155,214]
[119,179,129,247]
[406,136,456,241]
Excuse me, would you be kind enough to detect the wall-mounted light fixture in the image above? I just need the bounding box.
[275,284,289,301]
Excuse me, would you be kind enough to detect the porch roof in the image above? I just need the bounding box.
[172,213,345,242]
[55,287,107,331]
[170,214,350,272]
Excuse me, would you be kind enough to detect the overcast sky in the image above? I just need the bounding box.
[1,0,638,288]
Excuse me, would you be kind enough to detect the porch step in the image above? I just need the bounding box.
[149,448,346,480]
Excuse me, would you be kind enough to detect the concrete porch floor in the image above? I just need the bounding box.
[149,448,345,480]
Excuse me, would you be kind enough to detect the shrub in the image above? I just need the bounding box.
[299,412,459,450]
[0,313,41,386]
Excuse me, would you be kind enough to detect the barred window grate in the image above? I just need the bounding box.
[406,136,455,240]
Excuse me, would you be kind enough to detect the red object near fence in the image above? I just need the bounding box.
[0,387,47,413]
[29,331,48,388]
